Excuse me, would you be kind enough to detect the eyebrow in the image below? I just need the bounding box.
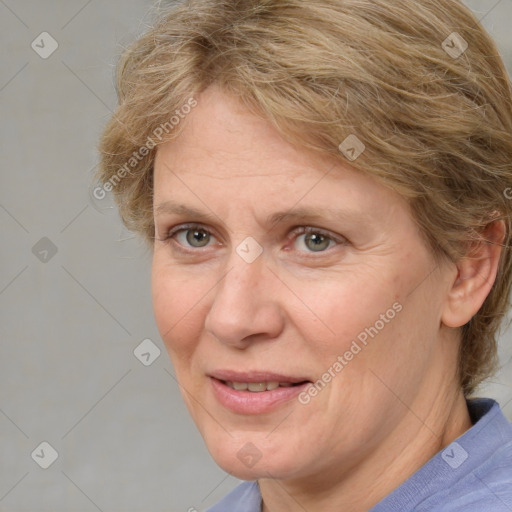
[267,207,361,227]
[154,201,218,223]
[154,200,363,228]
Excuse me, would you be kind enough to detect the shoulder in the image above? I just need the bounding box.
[205,481,261,512]
[430,457,512,512]
[372,399,512,512]
[418,399,512,512]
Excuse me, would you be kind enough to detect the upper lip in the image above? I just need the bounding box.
[209,370,310,383]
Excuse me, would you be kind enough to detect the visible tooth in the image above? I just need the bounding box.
[247,382,267,392]
[232,381,249,391]
[227,381,296,392]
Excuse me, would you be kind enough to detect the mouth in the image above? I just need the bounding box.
[222,380,308,392]
[208,371,312,414]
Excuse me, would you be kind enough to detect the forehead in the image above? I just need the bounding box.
[152,86,406,222]
[154,86,333,179]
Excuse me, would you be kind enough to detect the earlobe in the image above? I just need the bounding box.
[442,220,506,328]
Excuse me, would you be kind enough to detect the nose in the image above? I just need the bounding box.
[204,254,285,349]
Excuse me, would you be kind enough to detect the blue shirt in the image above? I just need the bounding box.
[206,398,512,511]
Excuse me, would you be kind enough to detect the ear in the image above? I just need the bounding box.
[442,220,506,328]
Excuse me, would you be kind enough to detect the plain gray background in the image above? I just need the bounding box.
[1,1,512,511]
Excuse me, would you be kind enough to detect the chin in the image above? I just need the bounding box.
[204,433,304,481]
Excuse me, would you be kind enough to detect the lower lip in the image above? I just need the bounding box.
[210,378,309,414]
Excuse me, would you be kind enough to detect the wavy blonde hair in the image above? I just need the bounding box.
[98,0,512,395]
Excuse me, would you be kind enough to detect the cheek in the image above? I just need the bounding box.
[151,259,208,361]
[289,269,405,359]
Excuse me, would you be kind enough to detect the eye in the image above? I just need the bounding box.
[176,227,212,247]
[293,228,340,253]
[165,224,218,248]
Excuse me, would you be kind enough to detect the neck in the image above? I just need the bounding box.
[260,379,472,512]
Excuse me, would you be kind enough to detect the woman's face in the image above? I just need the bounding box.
[151,85,457,484]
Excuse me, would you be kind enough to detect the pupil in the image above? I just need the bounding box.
[187,229,209,247]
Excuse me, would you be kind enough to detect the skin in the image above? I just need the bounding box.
[151,85,503,512]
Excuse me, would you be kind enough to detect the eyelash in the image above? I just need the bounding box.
[159,223,347,255]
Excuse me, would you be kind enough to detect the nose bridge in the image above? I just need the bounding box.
[215,250,267,318]
[220,253,261,303]
[204,249,283,346]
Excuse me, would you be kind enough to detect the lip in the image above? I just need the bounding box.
[209,370,310,384]
[208,370,311,415]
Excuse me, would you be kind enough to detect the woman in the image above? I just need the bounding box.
[97,0,512,510]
